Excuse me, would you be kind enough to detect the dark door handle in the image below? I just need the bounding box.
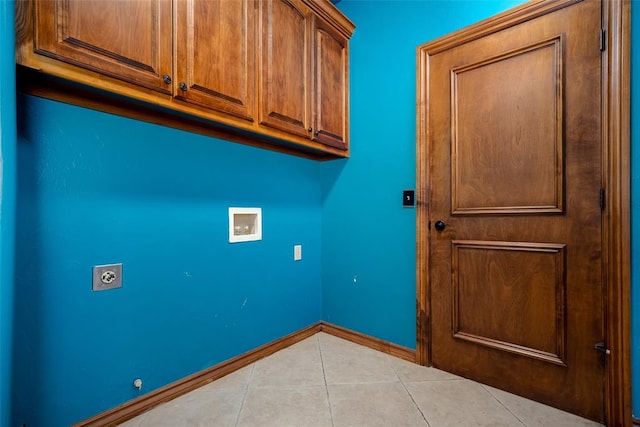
[434,220,446,232]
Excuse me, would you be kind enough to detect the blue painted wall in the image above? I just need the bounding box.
[7,0,640,424]
[327,0,640,417]
[12,95,322,425]
[0,1,16,426]
[322,0,525,349]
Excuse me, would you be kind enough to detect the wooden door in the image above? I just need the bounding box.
[258,0,312,138]
[175,0,255,121]
[34,0,172,94]
[422,0,604,421]
[313,17,349,150]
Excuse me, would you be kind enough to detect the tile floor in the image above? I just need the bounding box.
[119,333,602,427]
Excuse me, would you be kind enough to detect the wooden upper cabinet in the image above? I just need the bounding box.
[18,0,354,159]
[258,0,350,149]
[33,0,173,94]
[258,0,312,138]
[313,17,349,150]
[175,0,255,121]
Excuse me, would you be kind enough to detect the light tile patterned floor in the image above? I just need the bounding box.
[119,333,602,427]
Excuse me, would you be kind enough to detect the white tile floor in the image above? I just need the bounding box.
[119,333,602,427]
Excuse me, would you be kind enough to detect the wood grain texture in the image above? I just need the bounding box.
[451,241,567,365]
[16,0,353,159]
[14,0,33,63]
[302,0,354,38]
[418,0,607,422]
[175,0,255,120]
[414,7,588,368]
[451,36,563,214]
[313,18,349,149]
[417,9,632,419]
[417,0,579,55]
[258,0,311,137]
[602,0,632,425]
[415,44,430,367]
[34,0,172,93]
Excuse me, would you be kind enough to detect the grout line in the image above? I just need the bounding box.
[398,380,432,427]
[317,333,336,427]
[389,357,432,427]
[233,363,256,427]
[480,384,527,426]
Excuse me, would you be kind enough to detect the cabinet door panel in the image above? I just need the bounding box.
[175,0,255,121]
[35,0,172,93]
[259,0,310,137]
[313,20,348,149]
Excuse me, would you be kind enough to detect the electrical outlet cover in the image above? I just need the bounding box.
[92,263,123,291]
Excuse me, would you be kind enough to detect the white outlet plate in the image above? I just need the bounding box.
[93,263,123,291]
[294,245,302,261]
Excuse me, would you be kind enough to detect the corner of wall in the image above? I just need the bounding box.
[1,1,17,426]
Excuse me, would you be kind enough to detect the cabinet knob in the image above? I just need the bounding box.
[179,82,188,91]
[315,130,320,136]
[163,74,172,84]
[307,127,312,132]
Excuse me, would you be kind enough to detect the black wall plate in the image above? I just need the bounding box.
[403,190,415,207]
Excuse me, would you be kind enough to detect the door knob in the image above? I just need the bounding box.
[434,220,446,232]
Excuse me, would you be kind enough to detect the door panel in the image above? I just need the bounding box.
[259,0,311,137]
[35,0,172,93]
[175,0,255,121]
[451,37,563,214]
[425,0,603,421]
[452,240,567,365]
[313,19,349,149]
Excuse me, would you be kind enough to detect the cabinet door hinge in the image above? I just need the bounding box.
[600,188,606,211]
[600,28,606,52]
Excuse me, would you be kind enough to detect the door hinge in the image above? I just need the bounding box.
[599,29,606,52]
[594,342,610,365]
[594,342,610,355]
[600,188,606,211]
